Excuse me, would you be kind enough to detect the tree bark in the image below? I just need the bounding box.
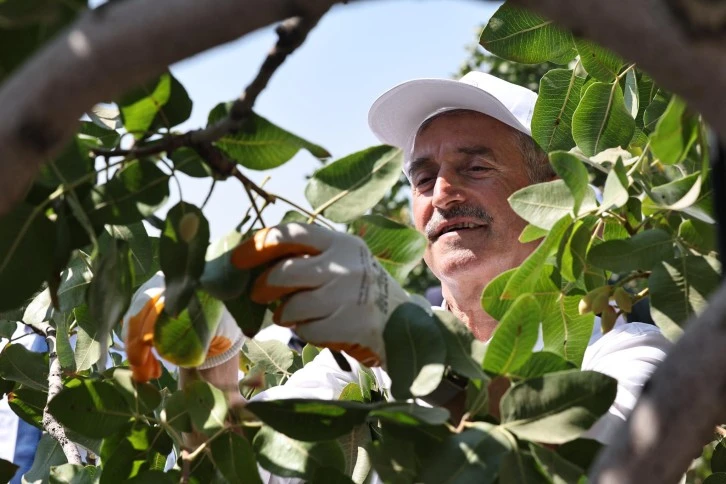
[0,0,335,217]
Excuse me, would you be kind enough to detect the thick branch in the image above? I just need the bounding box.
[588,280,726,483]
[23,321,82,464]
[0,0,336,217]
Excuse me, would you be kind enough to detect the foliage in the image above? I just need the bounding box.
[0,1,722,483]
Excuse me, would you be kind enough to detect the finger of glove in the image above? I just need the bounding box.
[251,253,336,304]
[295,313,383,368]
[273,284,335,326]
[121,272,165,341]
[125,293,165,367]
[231,223,334,270]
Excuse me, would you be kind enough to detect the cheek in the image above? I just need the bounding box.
[412,197,430,232]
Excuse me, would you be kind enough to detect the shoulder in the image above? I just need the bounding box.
[583,322,671,371]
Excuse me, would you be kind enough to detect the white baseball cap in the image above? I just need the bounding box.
[368,71,538,177]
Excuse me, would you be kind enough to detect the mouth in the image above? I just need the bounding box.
[431,220,487,241]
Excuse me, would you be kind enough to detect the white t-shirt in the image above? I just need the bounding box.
[251,316,670,483]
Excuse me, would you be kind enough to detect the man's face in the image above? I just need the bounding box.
[410,110,540,289]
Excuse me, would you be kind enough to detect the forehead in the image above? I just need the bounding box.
[412,110,516,153]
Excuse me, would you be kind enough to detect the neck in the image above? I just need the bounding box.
[442,283,497,341]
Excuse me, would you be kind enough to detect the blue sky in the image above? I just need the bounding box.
[167,0,499,238]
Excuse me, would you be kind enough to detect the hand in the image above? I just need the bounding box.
[121,272,245,382]
[231,222,414,368]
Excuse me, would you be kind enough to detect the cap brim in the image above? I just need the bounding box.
[368,78,530,152]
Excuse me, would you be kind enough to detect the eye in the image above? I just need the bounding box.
[412,172,436,189]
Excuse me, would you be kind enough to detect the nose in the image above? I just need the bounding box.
[431,173,465,210]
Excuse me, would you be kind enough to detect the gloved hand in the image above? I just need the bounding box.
[121,272,245,382]
[231,222,417,368]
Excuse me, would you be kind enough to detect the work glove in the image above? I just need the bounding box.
[121,272,245,382]
[231,222,419,368]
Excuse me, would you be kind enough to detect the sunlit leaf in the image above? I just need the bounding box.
[480,3,575,64]
[211,432,262,484]
[184,380,228,436]
[484,294,540,375]
[532,70,586,152]
[209,103,329,169]
[575,40,625,82]
[0,344,48,391]
[572,82,635,156]
[588,229,673,273]
[509,180,596,230]
[549,151,590,215]
[48,380,131,438]
[306,146,403,223]
[500,370,617,444]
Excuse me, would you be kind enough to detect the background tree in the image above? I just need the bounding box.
[0,1,725,483]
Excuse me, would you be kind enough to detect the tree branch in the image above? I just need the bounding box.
[588,280,726,483]
[0,0,336,217]
[22,321,82,465]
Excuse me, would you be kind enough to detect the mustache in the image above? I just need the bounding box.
[425,205,493,240]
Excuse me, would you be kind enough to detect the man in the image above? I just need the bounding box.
[123,71,670,478]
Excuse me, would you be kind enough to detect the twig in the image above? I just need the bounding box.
[22,321,82,464]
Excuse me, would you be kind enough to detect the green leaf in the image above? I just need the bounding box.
[102,223,156,286]
[498,448,546,483]
[8,386,46,428]
[56,253,93,312]
[118,73,172,136]
[54,312,76,372]
[419,422,511,484]
[649,254,721,340]
[153,73,193,129]
[624,69,639,119]
[500,370,617,444]
[209,103,329,169]
[433,310,487,381]
[224,265,268,338]
[548,151,590,215]
[37,137,95,189]
[383,303,446,400]
[100,422,170,483]
[368,433,417,484]
[542,295,594,367]
[244,339,294,375]
[480,3,575,64]
[679,218,716,253]
[513,352,576,379]
[154,291,223,367]
[509,179,596,230]
[588,229,673,273]
[163,390,192,433]
[575,40,625,82]
[78,120,120,149]
[635,72,656,125]
[89,159,170,225]
[484,294,541,375]
[88,239,133,356]
[650,97,699,165]
[503,215,572,299]
[530,443,584,484]
[643,90,670,133]
[184,380,228,436]
[110,368,162,414]
[0,458,18,483]
[599,158,630,212]
[0,344,48,391]
[169,147,212,178]
[338,383,365,402]
[572,82,635,156]
[48,379,131,438]
[253,425,346,479]
[160,202,210,315]
[72,305,106,372]
[349,215,426,284]
[22,433,68,484]
[647,173,713,223]
[370,403,450,427]
[0,203,55,311]
[306,146,403,223]
[556,438,603,471]
[210,432,262,484]
[49,463,99,484]
[704,474,726,484]
[557,219,591,282]
[713,442,726,473]
[532,70,586,152]
[200,231,249,300]
[302,343,321,366]
[23,288,54,326]
[247,399,372,441]
[519,224,549,243]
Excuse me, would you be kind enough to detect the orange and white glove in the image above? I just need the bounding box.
[121,272,245,382]
[231,223,419,368]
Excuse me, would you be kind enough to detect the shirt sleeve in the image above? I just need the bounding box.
[581,322,671,444]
